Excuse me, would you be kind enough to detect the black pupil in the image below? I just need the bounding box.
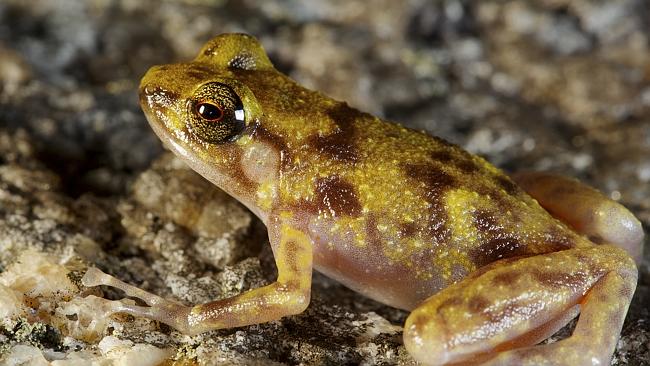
[197,103,223,121]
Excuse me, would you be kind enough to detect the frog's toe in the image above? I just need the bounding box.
[83,294,195,334]
[82,267,167,306]
[82,267,197,333]
[83,294,149,319]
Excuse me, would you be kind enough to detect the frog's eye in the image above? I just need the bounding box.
[195,102,224,121]
[188,82,245,143]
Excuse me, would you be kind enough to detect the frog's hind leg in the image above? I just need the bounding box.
[484,269,635,366]
[512,171,644,263]
[403,245,637,366]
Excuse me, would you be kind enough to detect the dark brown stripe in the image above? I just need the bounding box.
[492,271,522,286]
[365,213,383,251]
[494,174,521,196]
[309,102,359,162]
[223,145,257,193]
[250,125,291,170]
[473,209,500,232]
[471,237,524,267]
[404,164,456,243]
[398,222,418,239]
[530,269,588,289]
[314,175,362,218]
[467,295,491,313]
[430,149,479,174]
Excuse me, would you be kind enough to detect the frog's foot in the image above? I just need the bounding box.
[403,245,637,366]
[81,221,313,335]
[512,171,644,264]
[81,267,195,334]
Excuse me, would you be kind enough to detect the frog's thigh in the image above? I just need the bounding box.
[81,221,313,335]
[403,245,637,366]
[512,171,644,263]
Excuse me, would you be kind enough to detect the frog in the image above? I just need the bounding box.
[82,33,644,365]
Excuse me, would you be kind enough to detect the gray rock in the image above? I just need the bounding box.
[0,0,647,365]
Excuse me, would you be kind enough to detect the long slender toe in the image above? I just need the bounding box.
[82,267,167,306]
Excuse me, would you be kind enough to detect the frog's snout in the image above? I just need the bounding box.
[139,66,181,115]
[139,83,179,112]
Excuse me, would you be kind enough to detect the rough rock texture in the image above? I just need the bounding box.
[0,0,648,365]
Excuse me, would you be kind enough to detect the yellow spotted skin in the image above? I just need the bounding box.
[82,34,643,365]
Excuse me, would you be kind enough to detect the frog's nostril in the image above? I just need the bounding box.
[138,85,151,105]
[138,84,180,110]
[139,84,156,98]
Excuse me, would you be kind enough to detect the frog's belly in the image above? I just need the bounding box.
[308,221,453,311]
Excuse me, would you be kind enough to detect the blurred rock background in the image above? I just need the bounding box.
[0,0,648,365]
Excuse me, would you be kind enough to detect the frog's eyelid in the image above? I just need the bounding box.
[196,33,274,71]
[228,53,257,70]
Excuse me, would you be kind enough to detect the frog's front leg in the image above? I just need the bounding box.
[81,217,312,335]
[403,245,637,366]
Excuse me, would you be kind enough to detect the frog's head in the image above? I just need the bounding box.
[139,33,283,218]
[139,33,272,147]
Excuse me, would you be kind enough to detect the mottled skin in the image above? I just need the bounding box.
[82,34,644,365]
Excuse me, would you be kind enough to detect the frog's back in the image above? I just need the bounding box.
[243,73,590,308]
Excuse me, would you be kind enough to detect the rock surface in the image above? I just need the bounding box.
[0,0,648,365]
